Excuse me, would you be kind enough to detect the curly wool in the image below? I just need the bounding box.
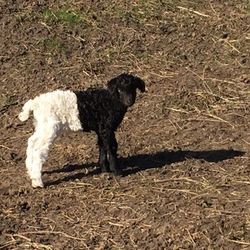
[74,89,127,132]
[19,90,82,131]
[19,90,83,187]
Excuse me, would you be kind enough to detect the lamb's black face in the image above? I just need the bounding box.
[107,73,145,107]
[118,84,137,107]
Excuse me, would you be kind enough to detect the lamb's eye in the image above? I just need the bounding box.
[118,88,126,94]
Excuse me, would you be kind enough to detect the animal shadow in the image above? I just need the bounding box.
[44,149,244,186]
[120,149,245,175]
[44,162,99,187]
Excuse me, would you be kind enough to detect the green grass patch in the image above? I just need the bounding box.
[42,9,82,24]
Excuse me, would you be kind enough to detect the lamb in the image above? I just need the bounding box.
[18,73,145,188]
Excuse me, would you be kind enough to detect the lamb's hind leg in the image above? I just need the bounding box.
[26,133,42,187]
[26,123,59,187]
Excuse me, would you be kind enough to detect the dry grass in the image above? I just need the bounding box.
[0,0,249,249]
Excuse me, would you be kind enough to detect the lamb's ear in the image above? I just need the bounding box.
[134,77,145,93]
[107,78,119,94]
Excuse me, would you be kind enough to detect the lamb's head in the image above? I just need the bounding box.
[107,73,145,107]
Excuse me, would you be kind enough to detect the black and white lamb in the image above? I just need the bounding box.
[18,73,145,188]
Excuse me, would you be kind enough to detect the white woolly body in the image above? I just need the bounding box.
[19,90,82,188]
[19,90,82,131]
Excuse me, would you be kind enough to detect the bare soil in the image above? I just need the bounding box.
[0,1,249,249]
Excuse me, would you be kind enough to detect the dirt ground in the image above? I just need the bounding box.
[0,0,249,249]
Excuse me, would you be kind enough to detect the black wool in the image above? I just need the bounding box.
[75,73,145,175]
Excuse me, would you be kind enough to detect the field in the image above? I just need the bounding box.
[0,0,249,249]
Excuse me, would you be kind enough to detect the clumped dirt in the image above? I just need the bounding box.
[0,0,249,249]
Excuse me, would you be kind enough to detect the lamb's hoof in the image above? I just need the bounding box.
[101,166,111,173]
[31,178,44,188]
[113,169,122,176]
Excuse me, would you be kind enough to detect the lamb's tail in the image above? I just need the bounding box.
[18,99,34,122]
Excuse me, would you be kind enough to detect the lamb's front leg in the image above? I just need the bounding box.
[97,134,110,173]
[104,131,122,176]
